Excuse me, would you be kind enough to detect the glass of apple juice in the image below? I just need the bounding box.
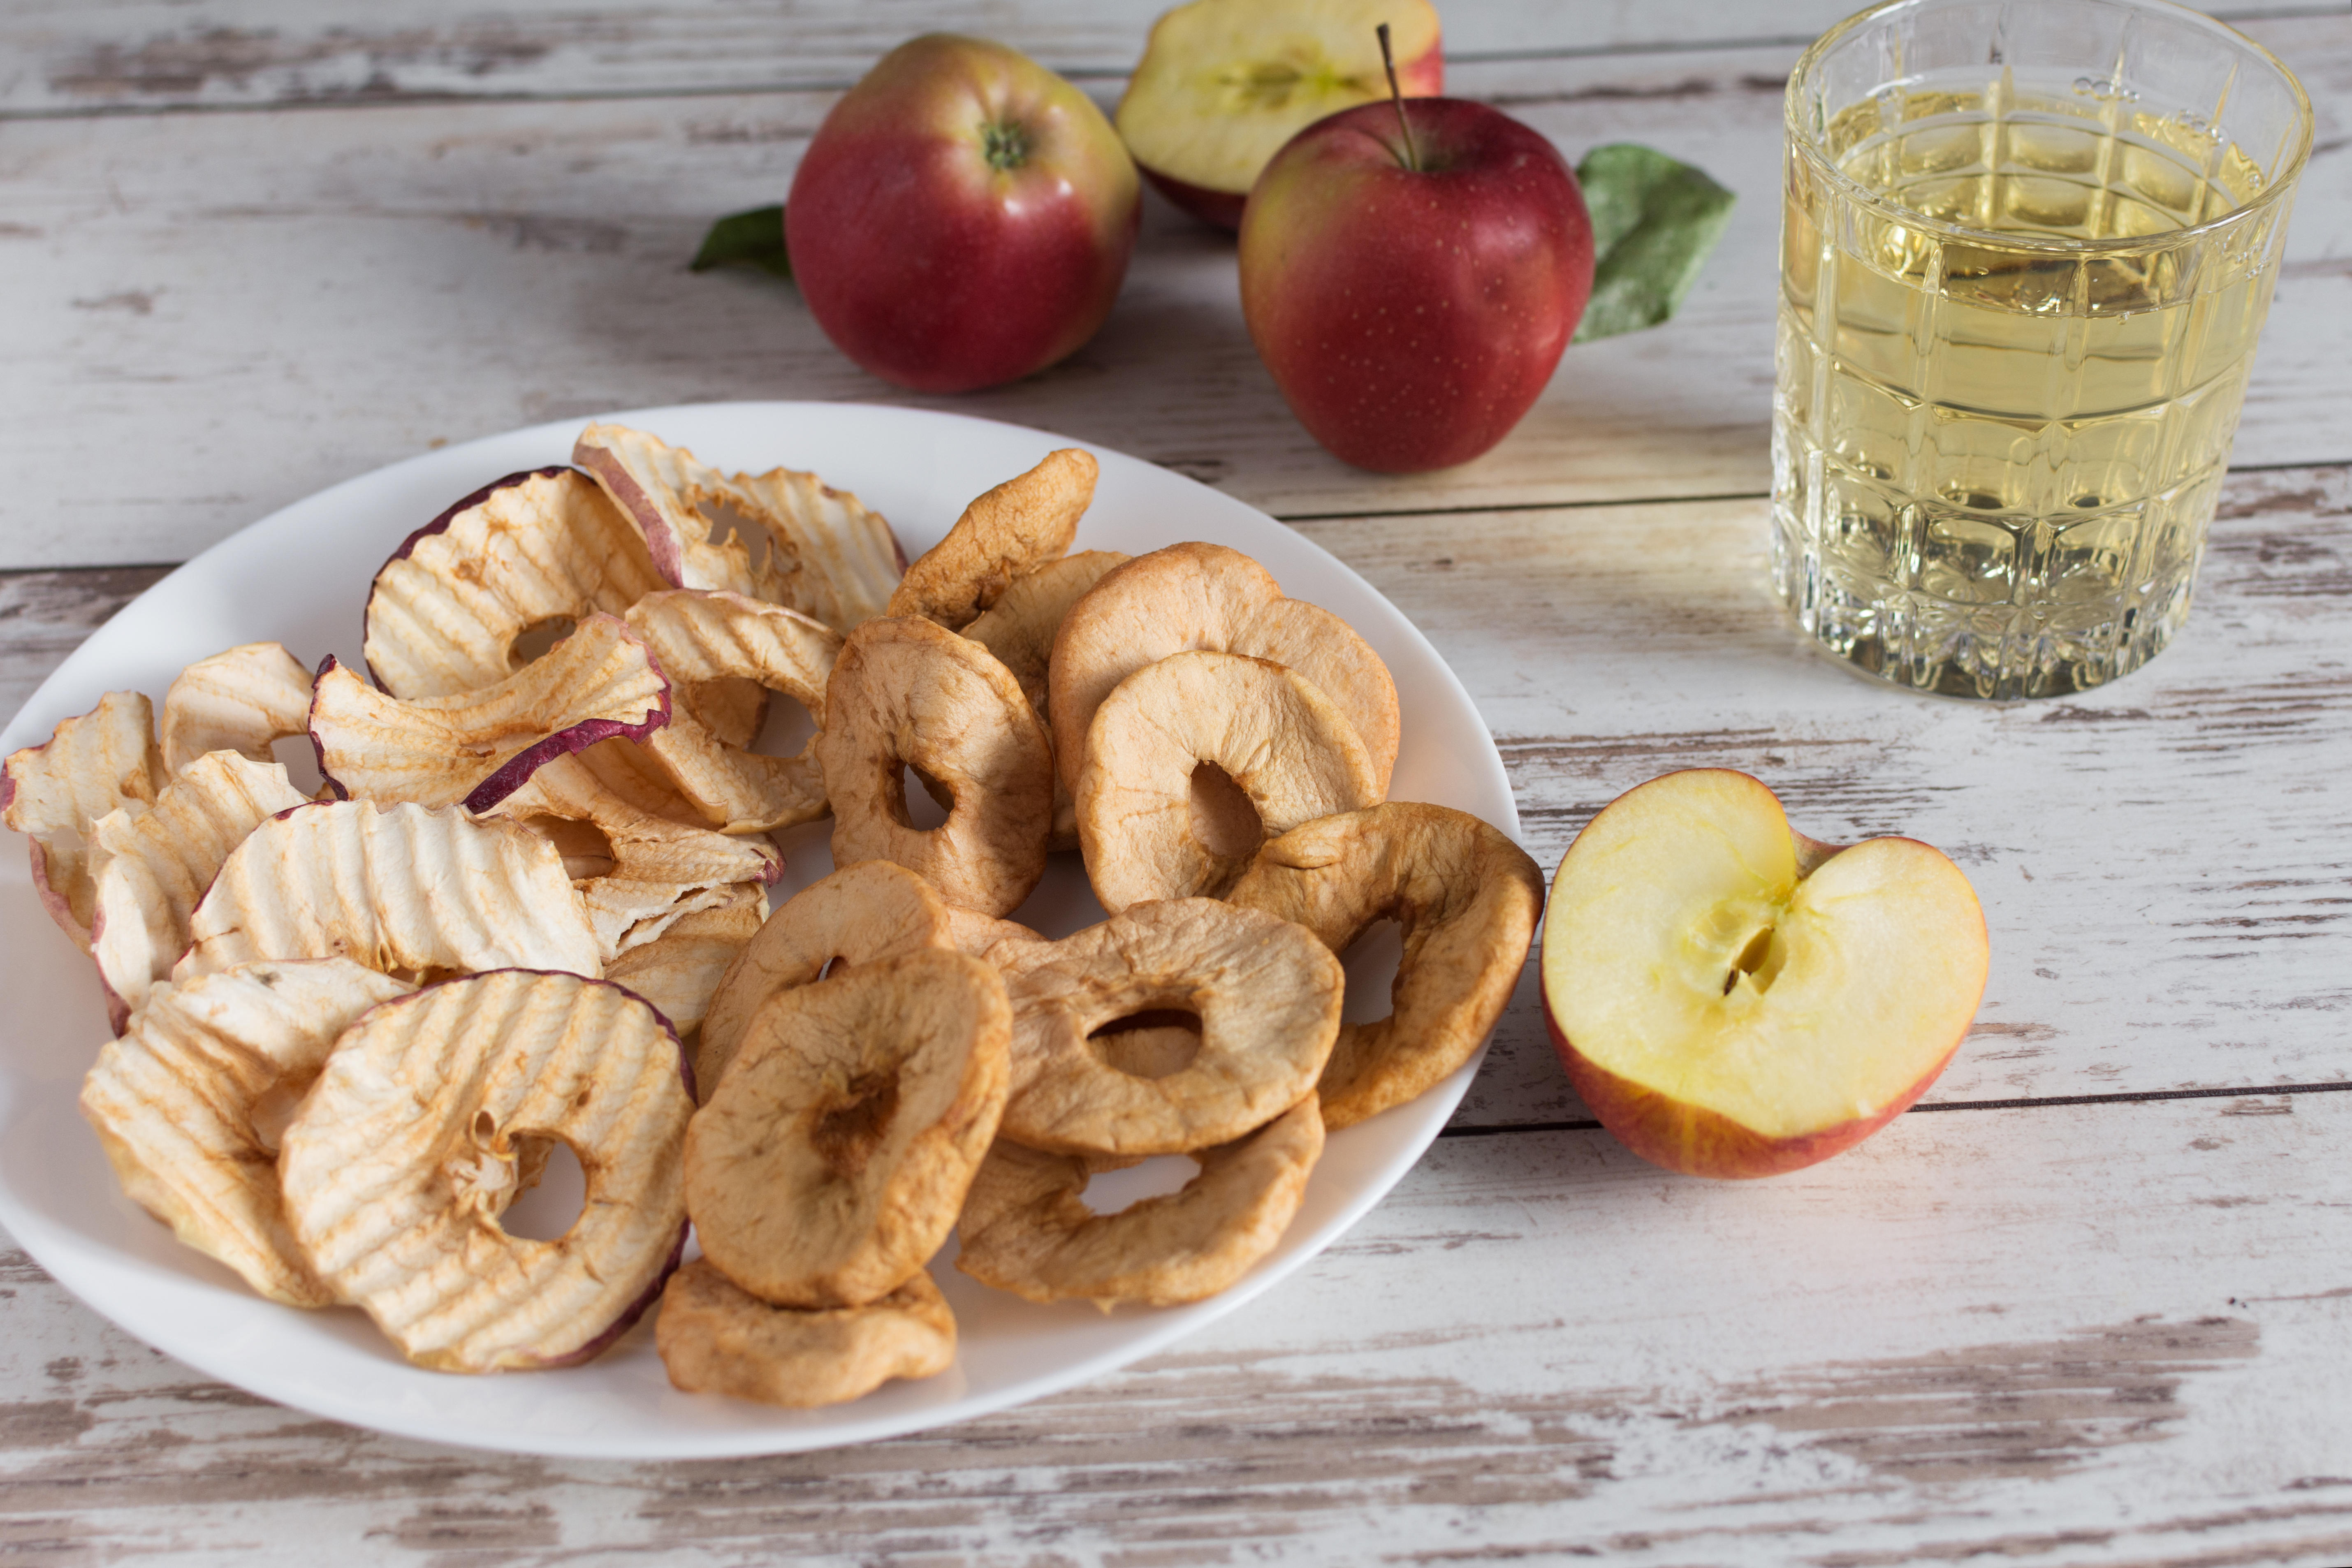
[1773,0,2311,699]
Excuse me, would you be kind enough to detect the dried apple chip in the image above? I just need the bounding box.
[574,423,905,634]
[177,799,602,982]
[89,752,309,1031]
[888,448,1097,631]
[657,1258,955,1408]
[362,467,668,702]
[278,970,694,1371]
[603,887,765,1043]
[310,612,669,813]
[159,644,315,776]
[81,959,412,1306]
[491,753,779,961]
[2,690,168,951]
[687,949,1011,1308]
[622,589,841,834]
[956,1096,1323,1308]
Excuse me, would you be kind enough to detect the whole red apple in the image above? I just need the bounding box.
[786,35,1140,394]
[1237,97,1593,472]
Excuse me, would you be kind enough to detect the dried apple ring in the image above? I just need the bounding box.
[177,799,603,983]
[814,616,1054,918]
[993,898,1342,1157]
[1228,803,1546,1130]
[697,861,956,1104]
[1075,651,1380,910]
[2,690,168,951]
[888,448,1098,630]
[686,948,1011,1308]
[160,643,316,776]
[361,467,666,701]
[311,613,670,813]
[956,1095,1324,1307]
[622,588,842,833]
[574,423,905,633]
[1049,541,1400,797]
[656,1258,956,1408]
[279,969,694,1371]
[89,752,308,1031]
[81,959,413,1307]
[963,550,1130,851]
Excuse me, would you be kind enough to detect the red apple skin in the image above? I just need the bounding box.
[1542,971,1964,1179]
[786,35,1140,394]
[1140,46,1445,233]
[1237,97,1593,472]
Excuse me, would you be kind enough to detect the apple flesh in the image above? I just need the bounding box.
[786,34,1140,394]
[1116,0,1443,231]
[1237,97,1593,473]
[1541,769,1988,1179]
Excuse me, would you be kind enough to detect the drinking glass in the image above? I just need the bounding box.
[1773,0,2312,699]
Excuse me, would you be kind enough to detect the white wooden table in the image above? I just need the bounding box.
[5,1,2350,1560]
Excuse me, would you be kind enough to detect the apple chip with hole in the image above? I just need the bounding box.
[159,644,316,777]
[602,887,765,1044]
[3,690,169,952]
[361,466,668,701]
[89,752,310,1031]
[993,898,1342,1157]
[888,448,1097,630]
[963,550,1129,850]
[687,948,1010,1309]
[657,1258,957,1408]
[176,799,602,983]
[278,969,694,1371]
[1076,650,1380,909]
[490,752,779,961]
[956,1094,1322,1308]
[81,959,412,1306]
[574,423,905,633]
[620,589,841,834]
[1050,541,1400,797]
[310,612,669,813]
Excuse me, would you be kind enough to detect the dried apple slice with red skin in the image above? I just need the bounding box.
[278,969,695,1371]
[622,589,841,834]
[2,690,169,952]
[362,467,667,701]
[309,612,670,813]
[160,644,315,776]
[176,799,603,983]
[89,753,309,1032]
[81,959,412,1306]
[1540,769,1989,1180]
[1048,542,1399,798]
[573,423,906,634]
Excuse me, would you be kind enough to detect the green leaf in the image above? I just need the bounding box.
[690,205,792,280]
[1571,144,1736,343]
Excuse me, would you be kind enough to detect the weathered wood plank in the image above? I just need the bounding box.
[7,0,2332,114]
[2,22,2345,569]
[5,1094,2352,1563]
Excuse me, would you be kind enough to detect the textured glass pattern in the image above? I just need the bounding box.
[1773,0,2308,699]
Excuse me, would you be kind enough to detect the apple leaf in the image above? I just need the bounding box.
[1571,144,1735,343]
[690,205,792,280]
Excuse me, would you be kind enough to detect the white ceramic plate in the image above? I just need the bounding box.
[0,402,1518,1460]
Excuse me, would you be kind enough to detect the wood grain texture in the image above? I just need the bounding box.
[2,21,2345,567]
[5,1097,2352,1563]
[7,0,2331,112]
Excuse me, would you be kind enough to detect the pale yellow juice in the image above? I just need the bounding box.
[1774,72,2295,698]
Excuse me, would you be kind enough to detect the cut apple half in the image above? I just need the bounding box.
[1541,769,1987,1179]
[1116,0,1443,230]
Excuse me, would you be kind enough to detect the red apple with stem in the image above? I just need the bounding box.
[786,35,1141,394]
[1237,30,1594,472]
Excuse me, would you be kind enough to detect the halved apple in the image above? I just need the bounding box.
[1116,0,1443,231]
[1541,769,1988,1179]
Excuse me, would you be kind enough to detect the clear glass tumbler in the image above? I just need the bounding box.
[1773,0,2312,699]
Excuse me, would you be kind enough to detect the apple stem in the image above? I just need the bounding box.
[1377,23,1422,174]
